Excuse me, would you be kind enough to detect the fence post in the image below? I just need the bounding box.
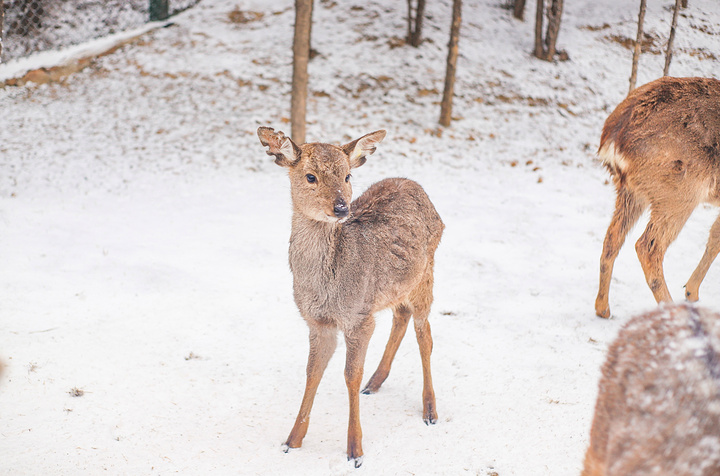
[149,0,169,21]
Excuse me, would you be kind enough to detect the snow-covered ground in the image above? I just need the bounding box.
[1,0,719,474]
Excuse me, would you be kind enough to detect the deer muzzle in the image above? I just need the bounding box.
[333,200,349,218]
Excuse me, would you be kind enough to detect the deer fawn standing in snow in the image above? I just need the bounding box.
[257,127,444,467]
[595,76,720,318]
[583,303,720,475]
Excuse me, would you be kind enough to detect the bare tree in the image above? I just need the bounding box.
[0,1,4,62]
[534,0,564,61]
[291,0,313,144]
[407,0,426,47]
[544,0,563,58]
[513,0,526,21]
[628,0,647,93]
[534,0,544,58]
[663,0,682,76]
[439,0,462,127]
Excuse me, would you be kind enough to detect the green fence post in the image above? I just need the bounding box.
[149,0,169,21]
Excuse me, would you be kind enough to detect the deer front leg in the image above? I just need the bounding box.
[284,323,337,451]
[344,317,375,467]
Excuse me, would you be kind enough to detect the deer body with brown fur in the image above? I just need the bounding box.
[595,76,720,318]
[583,303,720,475]
[257,127,444,467]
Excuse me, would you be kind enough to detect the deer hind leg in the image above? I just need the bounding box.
[581,445,605,476]
[596,186,646,318]
[410,261,438,425]
[284,323,337,451]
[685,212,720,301]
[344,317,375,467]
[361,304,412,395]
[635,201,696,304]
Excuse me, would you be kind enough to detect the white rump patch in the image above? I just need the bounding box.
[598,141,628,173]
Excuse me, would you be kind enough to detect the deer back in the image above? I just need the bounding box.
[584,303,720,475]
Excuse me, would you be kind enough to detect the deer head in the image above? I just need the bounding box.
[258,127,386,223]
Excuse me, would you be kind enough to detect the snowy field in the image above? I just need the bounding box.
[1,0,720,474]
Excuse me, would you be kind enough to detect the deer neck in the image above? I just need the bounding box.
[289,210,343,274]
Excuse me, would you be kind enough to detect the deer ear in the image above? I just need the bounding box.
[341,130,387,168]
[257,127,301,167]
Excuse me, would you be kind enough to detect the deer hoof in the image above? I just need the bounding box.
[685,286,700,302]
[361,385,378,395]
[348,455,364,468]
[423,406,438,425]
[281,443,300,453]
[423,415,438,425]
[596,307,611,319]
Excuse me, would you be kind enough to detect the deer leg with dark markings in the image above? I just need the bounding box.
[635,202,696,304]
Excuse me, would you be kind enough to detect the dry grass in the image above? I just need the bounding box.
[685,47,718,60]
[69,387,85,397]
[580,23,611,32]
[605,32,662,54]
[227,8,264,25]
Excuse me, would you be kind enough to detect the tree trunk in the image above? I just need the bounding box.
[307,2,313,57]
[544,0,563,59]
[406,0,412,43]
[407,0,426,47]
[628,0,647,94]
[439,0,462,127]
[534,0,545,58]
[0,0,4,62]
[534,0,563,61]
[412,0,426,46]
[663,0,682,76]
[291,0,313,144]
[513,0,527,21]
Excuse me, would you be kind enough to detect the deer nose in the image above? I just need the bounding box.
[333,201,349,218]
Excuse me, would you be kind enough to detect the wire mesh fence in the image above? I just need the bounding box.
[0,0,201,63]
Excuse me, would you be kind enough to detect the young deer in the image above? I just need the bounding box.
[583,303,720,475]
[257,127,444,467]
[595,76,720,318]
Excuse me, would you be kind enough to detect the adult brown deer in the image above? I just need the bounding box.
[583,303,720,475]
[257,127,444,467]
[595,76,720,318]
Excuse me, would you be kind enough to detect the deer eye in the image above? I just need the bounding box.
[345,174,351,182]
[306,174,316,183]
